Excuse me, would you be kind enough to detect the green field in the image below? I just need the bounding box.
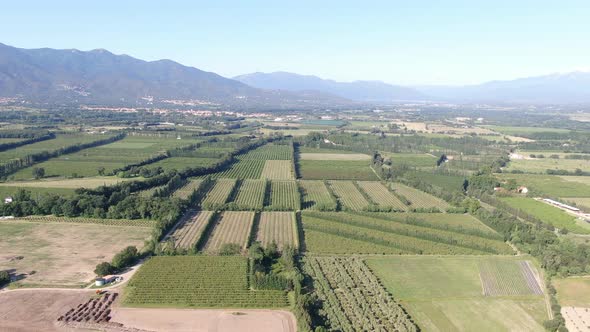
[390,183,450,210]
[0,186,76,198]
[553,277,590,307]
[301,212,511,255]
[386,153,437,167]
[498,173,590,198]
[299,180,337,211]
[266,180,300,210]
[366,256,548,332]
[500,196,590,234]
[299,160,378,180]
[407,171,466,192]
[148,157,219,171]
[484,125,570,135]
[124,256,288,308]
[506,157,590,173]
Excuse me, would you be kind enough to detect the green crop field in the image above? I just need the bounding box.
[357,181,407,210]
[367,212,498,234]
[238,143,292,160]
[500,196,590,234]
[266,180,300,210]
[124,256,288,308]
[299,180,337,211]
[301,212,511,255]
[386,153,437,167]
[299,160,378,180]
[328,181,370,211]
[0,186,76,198]
[498,173,590,198]
[390,183,450,210]
[298,147,358,154]
[366,256,548,332]
[148,157,218,171]
[484,125,570,135]
[208,159,265,179]
[230,179,267,210]
[506,157,590,173]
[407,171,466,192]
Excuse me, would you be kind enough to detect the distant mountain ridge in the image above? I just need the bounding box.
[234,71,427,102]
[0,43,349,108]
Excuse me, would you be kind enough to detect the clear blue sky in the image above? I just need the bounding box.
[2,0,589,85]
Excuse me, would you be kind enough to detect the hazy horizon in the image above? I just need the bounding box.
[2,0,589,86]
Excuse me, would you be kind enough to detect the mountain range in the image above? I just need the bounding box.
[1,42,590,107]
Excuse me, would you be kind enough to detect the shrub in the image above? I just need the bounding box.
[0,270,10,287]
[219,243,241,255]
[94,262,115,277]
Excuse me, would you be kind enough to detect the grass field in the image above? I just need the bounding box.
[498,173,590,198]
[266,180,300,210]
[484,125,570,135]
[567,197,590,210]
[328,181,369,211]
[357,181,407,210]
[506,157,590,173]
[407,171,466,192]
[553,277,590,307]
[299,153,370,160]
[386,153,437,167]
[124,256,288,308]
[299,160,378,180]
[10,135,201,179]
[298,147,358,154]
[366,256,548,332]
[0,220,151,287]
[148,157,219,171]
[231,179,267,210]
[261,160,294,179]
[202,211,255,253]
[500,196,590,234]
[390,183,450,210]
[299,180,337,211]
[301,212,511,255]
[255,212,298,249]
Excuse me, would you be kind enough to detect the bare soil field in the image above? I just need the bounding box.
[110,308,296,332]
[562,307,590,332]
[0,289,93,332]
[0,176,132,189]
[0,220,151,287]
[299,153,370,161]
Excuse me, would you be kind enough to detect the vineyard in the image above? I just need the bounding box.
[209,159,265,179]
[328,181,369,211]
[389,183,450,210]
[255,212,298,249]
[239,143,292,160]
[202,211,255,253]
[19,215,154,227]
[124,256,288,308]
[261,160,294,180]
[171,179,203,199]
[479,260,543,296]
[266,180,301,210]
[356,181,407,210]
[302,212,512,255]
[200,179,237,209]
[298,160,379,180]
[231,179,267,210]
[161,210,215,249]
[300,180,338,211]
[303,256,418,332]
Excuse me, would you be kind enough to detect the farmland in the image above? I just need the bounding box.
[385,152,437,167]
[230,179,267,210]
[148,156,219,171]
[500,196,590,234]
[261,160,294,179]
[506,155,590,173]
[299,180,337,211]
[255,212,298,249]
[162,210,215,249]
[299,153,371,160]
[202,211,255,253]
[328,181,370,211]
[171,179,203,199]
[497,173,590,198]
[357,181,407,210]
[303,256,418,332]
[209,159,265,179]
[301,212,512,255]
[266,180,301,210]
[0,176,131,189]
[124,256,288,308]
[0,220,152,287]
[390,183,450,210]
[239,143,292,160]
[553,277,590,307]
[366,256,548,331]
[299,160,378,180]
[200,179,237,209]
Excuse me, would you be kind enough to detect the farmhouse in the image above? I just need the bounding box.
[517,186,529,194]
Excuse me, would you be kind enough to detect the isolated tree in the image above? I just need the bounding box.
[32,167,45,179]
[94,262,114,277]
[97,167,106,176]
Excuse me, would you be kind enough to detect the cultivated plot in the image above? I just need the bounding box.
[478,260,543,296]
[202,211,255,253]
[256,212,298,249]
[261,160,294,180]
[231,179,267,210]
[267,180,301,210]
[200,179,237,208]
[299,180,337,210]
[299,160,378,180]
[172,179,203,199]
[162,210,215,249]
[299,153,370,160]
[390,183,450,210]
[357,181,407,210]
[328,181,369,211]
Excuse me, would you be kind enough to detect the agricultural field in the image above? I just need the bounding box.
[500,196,590,234]
[567,197,590,211]
[10,135,201,179]
[209,159,265,179]
[18,215,155,227]
[406,171,466,192]
[230,179,267,210]
[255,212,298,249]
[299,160,378,180]
[368,212,498,234]
[200,178,237,208]
[385,152,437,167]
[506,155,590,173]
[202,211,255,253]
[0,186,76,198]
[261,160,294,179]
[124,256,288,308]
[171,179,203,199]
[390,183,450,210]
[266,180,301,210]
[303,256,418,332]
[483,125,570,135]
[553,277,590,307]
[299,180,337,211]
[299,152,371,161]
[357,181,407,210]
[148,156,218,171]
[366,256,548,332]
[301,212,512,255]
[497,173,590,198]
[328,181,370,211]
[239,143,292,160]
[161,210,215,249]
[0,219,152,287]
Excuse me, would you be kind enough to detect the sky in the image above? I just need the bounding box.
[1,0,589,85]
